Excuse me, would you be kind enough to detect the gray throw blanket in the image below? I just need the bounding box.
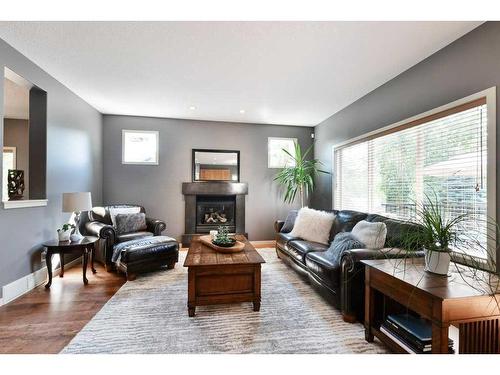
[327,232,365,266]
[112,235,177,263]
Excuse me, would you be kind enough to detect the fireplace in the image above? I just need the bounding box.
[196,195,236,233]
[182,182,248,246]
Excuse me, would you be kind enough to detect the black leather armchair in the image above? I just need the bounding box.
[84,204,166,270]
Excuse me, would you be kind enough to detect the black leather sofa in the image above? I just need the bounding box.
[84,204,167,270]
[275,209,423,323]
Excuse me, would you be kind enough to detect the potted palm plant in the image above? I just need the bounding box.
[274,141,329,207]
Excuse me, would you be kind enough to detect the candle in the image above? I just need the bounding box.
[210,230,218,240]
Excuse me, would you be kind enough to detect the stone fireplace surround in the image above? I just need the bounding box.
[181,182,248,246]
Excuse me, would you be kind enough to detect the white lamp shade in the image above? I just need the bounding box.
[62,192,92,212]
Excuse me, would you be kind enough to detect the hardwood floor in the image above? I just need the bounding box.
[0,241,275,354]
[0,263,125,354]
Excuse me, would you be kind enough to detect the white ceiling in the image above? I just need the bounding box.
[0,22,482,126]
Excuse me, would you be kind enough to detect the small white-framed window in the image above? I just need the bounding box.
[268,137,297,168]
[122,130,159,165]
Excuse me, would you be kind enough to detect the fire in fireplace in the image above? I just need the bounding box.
[196,195,236,232]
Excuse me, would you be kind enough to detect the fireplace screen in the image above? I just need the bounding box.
[196,195,236,230]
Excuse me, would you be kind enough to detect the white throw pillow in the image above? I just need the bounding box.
[351,220,387,249]
[289,207,335,245]
[109,206,141,228]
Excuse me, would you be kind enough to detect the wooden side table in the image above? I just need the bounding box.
[42,236,98,288]
[363,258,500,354]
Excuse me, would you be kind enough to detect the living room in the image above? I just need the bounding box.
[1,1,500,372]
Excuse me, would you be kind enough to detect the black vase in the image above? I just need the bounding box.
[7,169,25,200]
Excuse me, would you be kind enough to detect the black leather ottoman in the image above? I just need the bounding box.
[112,236,179,280]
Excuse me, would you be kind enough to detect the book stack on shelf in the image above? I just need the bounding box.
[380,314,454,354]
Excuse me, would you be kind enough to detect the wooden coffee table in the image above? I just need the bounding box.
[183,234,265,317]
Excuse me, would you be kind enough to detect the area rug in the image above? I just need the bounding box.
[61,249,388,354]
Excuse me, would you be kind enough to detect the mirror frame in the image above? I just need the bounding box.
[192,149,240,182]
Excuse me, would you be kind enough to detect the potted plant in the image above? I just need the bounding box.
[403,194,468,276]
[57,223,75,242]
[274,141,329,207]
[212,226,236,248]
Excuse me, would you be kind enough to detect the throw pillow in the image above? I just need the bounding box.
[109,206,141,227]
[280,210,298,233]
[328,232,365,266]
[289,207,335,245]
[351,220,387,249]
[115,213,147,235]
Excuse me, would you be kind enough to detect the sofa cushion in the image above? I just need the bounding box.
[117,231,154,243]
[351,220,387,249]
[280,210,298,233]
[287,240,328,263]
[330,210,368,240]
[305,251,341,289]
[289,207,335,245]
[276,232,299,249]
[115,213,147,235]
[109,206,141,227]
[367,215,423,250]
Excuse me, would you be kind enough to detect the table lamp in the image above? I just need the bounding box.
[62,192,92,242]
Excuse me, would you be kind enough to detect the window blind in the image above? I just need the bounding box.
[334,100,488,258]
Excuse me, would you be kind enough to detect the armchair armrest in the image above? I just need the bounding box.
[274,220,285,233]
[86,221,116,243]
[146,217,166,236]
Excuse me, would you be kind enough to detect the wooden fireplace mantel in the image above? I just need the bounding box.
[182,182,248,196]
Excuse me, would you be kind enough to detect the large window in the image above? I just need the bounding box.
[333,93,496,260]
[122,130,159,165]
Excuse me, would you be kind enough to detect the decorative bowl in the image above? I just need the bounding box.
[212,238,237,248]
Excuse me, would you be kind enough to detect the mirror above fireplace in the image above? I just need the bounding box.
[192,149,240,182]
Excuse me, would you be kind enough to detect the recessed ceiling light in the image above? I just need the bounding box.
[189,106,196,110]
[239,109,246,114]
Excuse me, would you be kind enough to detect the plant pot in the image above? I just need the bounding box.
[57,229,72,242]
[424,248,451,276]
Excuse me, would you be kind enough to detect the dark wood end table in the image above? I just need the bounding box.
[363,258,500,354]
[42,236,98,288]
[183,234,265,317]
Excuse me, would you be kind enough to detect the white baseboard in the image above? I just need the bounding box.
[1,256,82,306]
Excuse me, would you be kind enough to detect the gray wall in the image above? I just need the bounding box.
[0,38,103,298]
[103,115,313,241]
[4,119,29,197]
[312,21,500,220]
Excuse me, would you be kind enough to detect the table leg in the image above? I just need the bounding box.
[364,267,375,342]
[188,306,196,317]
[432,322,450,353]
[82,248,89,285]
[253,265,261,312]
[188,269,195,317]
[90,246,96,274]
[45,250,53,289]
[60,252,65,277]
